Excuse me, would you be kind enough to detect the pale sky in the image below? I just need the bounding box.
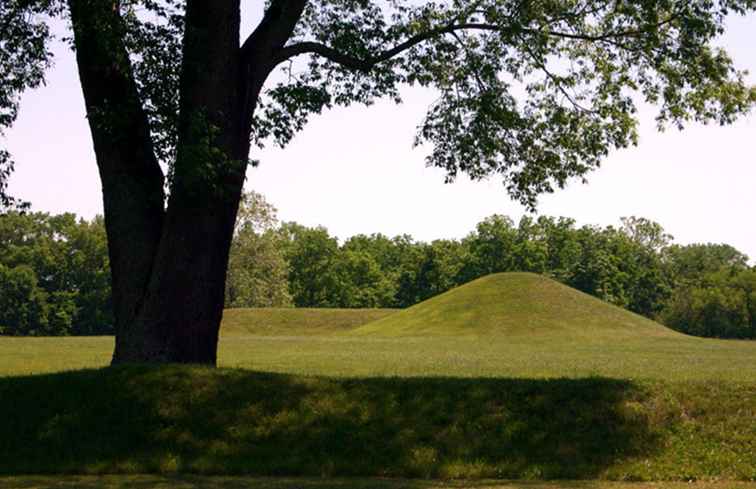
[4,9,756,261]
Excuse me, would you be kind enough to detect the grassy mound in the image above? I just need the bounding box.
[353,273,681,340]
[221,308,396,336]
[0,366,754,480]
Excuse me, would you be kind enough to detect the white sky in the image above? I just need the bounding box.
[4,8,756,261]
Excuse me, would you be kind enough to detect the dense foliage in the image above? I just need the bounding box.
[225,192,293,308]
[1,196,753,338]
[2,0,756,211]
[0,211,112,335]
[253,0,756,208]
[660,244,755,339]
[236,194,754,339]
[28,0,722,208]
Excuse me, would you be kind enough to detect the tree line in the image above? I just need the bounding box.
[228,193,756,339]
[0,212,111,335]
[2,193,754,339]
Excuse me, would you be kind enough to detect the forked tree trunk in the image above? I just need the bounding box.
[111,0,248,364]
[68,0,303,364]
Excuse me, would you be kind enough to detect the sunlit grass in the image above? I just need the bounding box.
[2,332,754,381]
[352,274,682,339]
[222,307,397,336]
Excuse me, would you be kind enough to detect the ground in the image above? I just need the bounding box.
[0,274,754,487]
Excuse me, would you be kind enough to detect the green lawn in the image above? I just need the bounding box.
[3,274,754,381]
[0,273,754,483]
[222,307,397,336]
[5,333,753,380]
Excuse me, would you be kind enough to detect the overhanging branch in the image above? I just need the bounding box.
[273,16,680,72]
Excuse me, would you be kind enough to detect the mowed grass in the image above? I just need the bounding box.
[2,274,754,381]
[0,273,754,481]
[352,273,682,340]
[0,307,395,376]
[222,307,397,336]
[3,333,754,381]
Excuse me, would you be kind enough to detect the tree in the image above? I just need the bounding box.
[225,192,292,308]
[398,239,469,305]
[659,243,754,338]
[511,216,549,273]
[533,216,581,283]
[616,228,672,318]
[342,233,422,307]
[332,249,396,308]
[0,264,51,335]
[0,211,113,335]
[65,216,113,335]
[2,1,755,364]
[664,243,750,285]
[564,222,672,316]
[280,223,342,307]
[661,268,756,339]
[620,216,673,253]
[464,214,518,277]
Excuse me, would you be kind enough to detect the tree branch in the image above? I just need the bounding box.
[239,0,308,127]
[241,0,307,63]
[273,16,681,72]
[516,33,597,114]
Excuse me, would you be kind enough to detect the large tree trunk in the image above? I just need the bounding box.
[68,0,166,360]
[70,0,305,365]
[113,0,248,364]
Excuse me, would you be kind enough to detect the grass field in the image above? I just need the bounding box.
[222,307,397,336]
[3,274,753,381]
[0,273,754,484]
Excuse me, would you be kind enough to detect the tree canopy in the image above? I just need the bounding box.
[2,0,756,209]
[254,0,756,208]
[225,191,292,308]
[0,211,112,335]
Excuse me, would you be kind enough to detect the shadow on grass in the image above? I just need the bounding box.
[0,367,659,479]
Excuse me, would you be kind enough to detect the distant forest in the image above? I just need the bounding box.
[1,192,754,339]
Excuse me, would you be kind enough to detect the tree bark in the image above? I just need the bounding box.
[114,0,248,364]
[68,0,166,362]
[69,0,306,365]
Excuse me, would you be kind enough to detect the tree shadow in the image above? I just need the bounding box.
[0,367,659,479]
